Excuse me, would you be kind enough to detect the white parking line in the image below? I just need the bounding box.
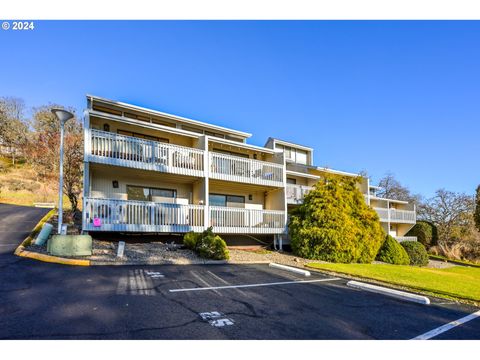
[190,271,223,296]
[412,310,480,340]
[169,277,341,293]
[207,270,247,296]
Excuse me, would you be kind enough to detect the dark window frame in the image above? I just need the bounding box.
[127,185,177,202]
[117,129,169,143]
[209,193,246,207]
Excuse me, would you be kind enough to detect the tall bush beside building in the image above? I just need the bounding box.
[289,174,385,263]
[406,221,438,249]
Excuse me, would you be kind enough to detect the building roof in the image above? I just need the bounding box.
[265,137,313,151]
[87,94,252,139]
[315,166,361,178]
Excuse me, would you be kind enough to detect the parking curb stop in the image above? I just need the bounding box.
[269,262,311,276]
[347,280,431,305]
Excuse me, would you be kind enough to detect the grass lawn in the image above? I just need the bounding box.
[306,262,480,303]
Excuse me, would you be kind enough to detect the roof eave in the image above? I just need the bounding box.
[86,94,252,139]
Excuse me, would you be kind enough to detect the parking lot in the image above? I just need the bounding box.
[2,261,480,339]
[1,204,479,340]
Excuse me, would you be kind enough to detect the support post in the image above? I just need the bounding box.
[58,121,65,234]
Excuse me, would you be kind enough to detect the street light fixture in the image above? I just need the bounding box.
[51,108,74,234]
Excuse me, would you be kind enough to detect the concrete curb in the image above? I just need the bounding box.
[269,262,311,276]
[17,250,90,266]
[347,280,431,305]
[14,209,91,267]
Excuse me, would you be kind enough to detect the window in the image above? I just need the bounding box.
[287,178,297,184]
[296,150,307,165]
[127,185,176,202]
[284,146,293,160]
[209,194,226,207]
[225,135,243,143]
[152,118,176,127]
[209,194,245,208]
[117,130,169,143]
[213,148,250,158]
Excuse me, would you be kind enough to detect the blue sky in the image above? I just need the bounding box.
[1,20,479,198]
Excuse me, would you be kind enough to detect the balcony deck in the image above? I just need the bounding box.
[83,198,286,234]
[286,184,313,204]
[373,207,416,224]
[87,129,284,187]
[394,236,418,242]
[210,206,286,234]
[209,152,284,187]
[88,129,205,177]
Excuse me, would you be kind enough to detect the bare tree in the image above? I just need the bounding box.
[62,131,83,213]
[27,104,83,212]
[376,172,421,204]
[475,185,480,232]
[0,97,28,164]
[420,189,476,258]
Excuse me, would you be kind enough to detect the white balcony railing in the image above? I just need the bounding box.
[83,198,286,234]
[374,207,416,224]
[88,129,205,177]
[394,236,418,242]
[286,184,313,204]
[210,206,286,234]
[209,152,284,187]
[83,197,205,232]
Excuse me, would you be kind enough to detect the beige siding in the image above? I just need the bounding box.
[265,188,286,211]
[193,179,206,205]
[90,168,194,204]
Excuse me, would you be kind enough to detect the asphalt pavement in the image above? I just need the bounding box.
[0,203,479,340]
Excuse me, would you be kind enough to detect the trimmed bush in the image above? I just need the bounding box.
[182,227,229,260]
[376,235,410,265]
[405,221,438,248]
[289,174,385,263]
[401,241,429,266]
[183,231,200,250]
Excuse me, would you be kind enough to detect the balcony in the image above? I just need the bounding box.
[209,152,284,187]
[286,184,313,204]
[394,236,418,242]
[83,197,205,232]
[373,207,416,224]
[88,129,205,177]
[83,198,286,234]
[210,206,286,234]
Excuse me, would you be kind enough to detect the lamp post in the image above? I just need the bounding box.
[51,108,74,234]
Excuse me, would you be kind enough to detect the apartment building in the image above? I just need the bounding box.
[81,95,417,246]
[268,138,418,243]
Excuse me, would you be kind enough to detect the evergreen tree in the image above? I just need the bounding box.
[475,185,480,232]
[289,174,385,263]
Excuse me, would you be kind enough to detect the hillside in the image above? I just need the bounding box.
[0,156,73,208]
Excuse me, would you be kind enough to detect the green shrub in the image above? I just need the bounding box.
[183,231,200,250]
[182,227,229,260]
[376,235,410,265]
[401,241,429,266]
[406,221,438,248]
[289,174,385,263]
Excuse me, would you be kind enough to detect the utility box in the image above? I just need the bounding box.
[47,235,93,256]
